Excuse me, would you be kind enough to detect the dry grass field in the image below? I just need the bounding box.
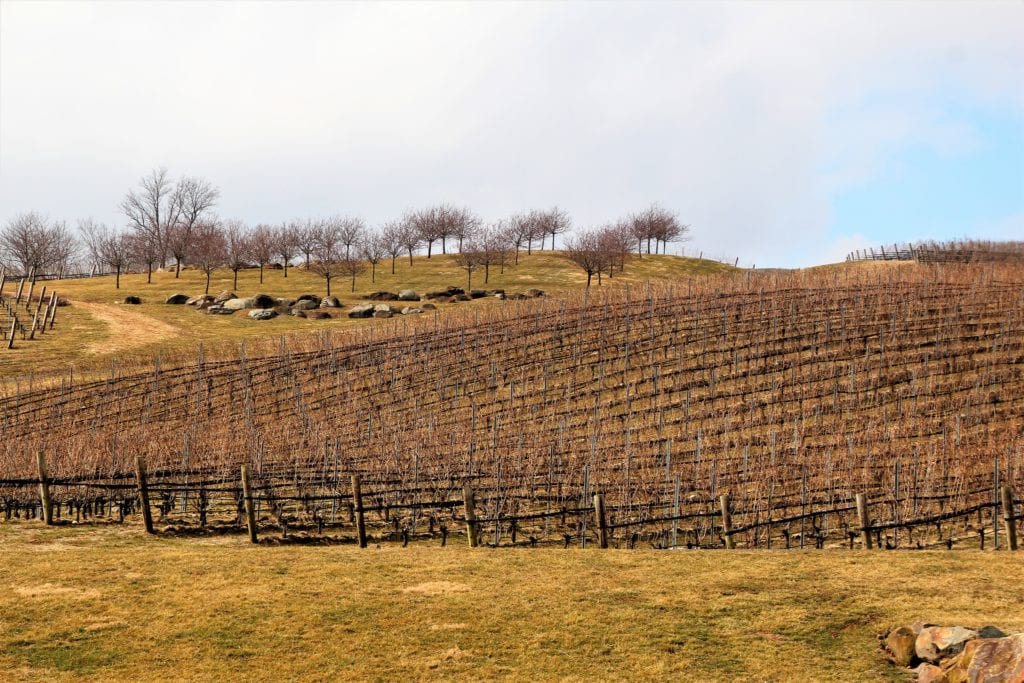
[0,251,734,380]
[1,521,1022,682]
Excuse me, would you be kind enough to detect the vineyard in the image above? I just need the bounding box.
[1,263,1022,551]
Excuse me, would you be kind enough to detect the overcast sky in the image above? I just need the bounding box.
[1,1,1021,267]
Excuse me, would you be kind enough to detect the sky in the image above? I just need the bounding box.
[0,1,1021,268]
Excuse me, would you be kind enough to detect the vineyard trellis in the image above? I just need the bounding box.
[1,264,1023,551]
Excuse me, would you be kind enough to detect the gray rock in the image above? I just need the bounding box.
[470,289,487,299]
[305,310,331,320]
[248,308,277,320]
[368,291,399,301]
[397,289,420,301]
[291,309,307,317]
[296,294,321,305]
[206,305,235,315]
[525,288,545,298]
[251,293,275,309]
[320,296,341,308]
[165,293,190,305]
[186,295,213,306]
[373,310,393,318]
[401,307,423,315]
[213,290,235,303]
[347,304,375,318]
[420,303,437,310]
[222,297,253,310]
[293,299,319,311]
[373,303,393,313]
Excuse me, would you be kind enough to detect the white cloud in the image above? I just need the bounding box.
[1,0,1020,266]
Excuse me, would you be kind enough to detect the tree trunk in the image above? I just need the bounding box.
[427,241,433,259]
[115,266,121,289]
[484,263,490,284]
[326,274,332,297]
[371,263,376,283]
[283,260,289,278]
[467,269,472,291]
[597,269,602,286]
[442,237,447,254]
[350,272,356,292]
[637,239,643,257]
[540,233,545,250]
[391,256,396,274]
[259,263,264,284]
[586,271,592,287]
[147,262,153,284]
[205,272,211,294]
[233,270,238,290]
[175,261,181,278]
[514,246,520,265]
[408,248,415,265]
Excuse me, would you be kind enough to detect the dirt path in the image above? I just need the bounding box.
[75,302,180,355]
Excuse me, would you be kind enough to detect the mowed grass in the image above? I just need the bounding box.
[1,523,1021,682]
[0,251,735,379]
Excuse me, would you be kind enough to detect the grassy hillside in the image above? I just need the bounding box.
[2,522,1021,682]
[0,251,735,379]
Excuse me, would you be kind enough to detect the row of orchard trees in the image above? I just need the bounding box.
[0,167,690,293]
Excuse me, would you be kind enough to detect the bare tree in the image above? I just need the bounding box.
[77,218,105,275]
[358,232,387,283]
[379,222,405,274]
[466,224,512,284]
[599,221,633,276]
[169,176,219,276]
[249,224,276,284]
[0,212,75,276]
[397,220,422,266]
[99,229,133,289]
[454,250,480,291]
[191,221,228,294]
[505,213,533,265]
[274,222,300,277]
[535,206,571,251]
[224,219,250,291]
[444,205,481,253]
[337,257,367,293]
[127,232,161,284]
[309,219,343,296]
[336,216,365,260]
[119,167,178,268]
[296,219,321,270]
[630,204,687,256]
[563,230,611,287]
[408,208,443,259]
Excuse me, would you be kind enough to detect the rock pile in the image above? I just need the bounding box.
[880,623,1023,682]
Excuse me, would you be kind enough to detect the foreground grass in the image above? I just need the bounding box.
[1,524,1021,681]
[0,252,734,379]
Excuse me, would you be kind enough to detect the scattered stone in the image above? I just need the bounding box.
[165,293,190,304]
[368,291,399,301]
[425,286,464,300]
[320,296,341,308]
[420,303,437,310]
[206,305,235,315]
[916,626,978,664]
[881,627,918,668]
[291,309,307,318]
[373,310,392,318]
[292,299,319,311]
[494,292,506,300]
[305,310,331,320]
[213,290,235,303]
[914,663,945,683]
[470,289,487,299]
[963,633,1024,682]
[401,307,423,315]
[248,309,277,320]
[221,297,253,310]
[373,303,393,313]
[398,289,420,301]
[347,304,374,318]
[252,293,276,309]
[123,296,141,305]
[296,294,321,305]
[978,626,1009,640]
[186,295,213,306]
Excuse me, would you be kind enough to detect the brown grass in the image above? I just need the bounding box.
[0,522,1021,682]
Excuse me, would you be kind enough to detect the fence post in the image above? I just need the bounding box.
[241,465,257,544]
[594,492,608,549]
[37,451,53,525]
[351,474,367,548]
[7,317,15,349]
[47,293,58,329]
[1001,486,1018,551]
[856,493,873,549]
[135,456,154,534]
[720,493,735,549]
[463,485,479,548]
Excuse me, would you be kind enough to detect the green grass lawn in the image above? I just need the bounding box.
[1,522,1021,682]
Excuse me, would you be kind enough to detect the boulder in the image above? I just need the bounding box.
[425,286,464,300]
[186,295,213,306]
[978,626,1009,640]
[222,297,253,310]
[293,299,319,311]
[881,627,918,667]
[305,310,331,320]
[368,291,399,301]
[213,290,235,303]
[197,301,216,311]
[914,663,946,683]
[320,296,341,308]
[373,303,394,313]
[206,305,235,315]
[291,309,307,318]
[401,307,423,315]
[248,308,277,321]
[470,289,487,299]
[494,292,506,300]
[398,289,420,301]
[963,633,1024,682]
[373,310,392,318]
[347,304,375,318]
[420,303,437,310]
[296,294,321,305]
[916,626,978,664]
[123,296,142,305]
[165,293,190,305]
[252,293,276,309]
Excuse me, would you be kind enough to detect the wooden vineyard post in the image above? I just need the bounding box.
[720,493,734,549]
[28,305,41,340]
[856,494,873,550]
[6,317,15,349]
[47,293,58,329]
[463,485,479,548]
[1001,486,1018,551]
[241,465,258,544]
[135,456,154,534]
[351,474,367,548]
[15,277,25,305]
[37,451,53,525]
[594,492,608,549]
